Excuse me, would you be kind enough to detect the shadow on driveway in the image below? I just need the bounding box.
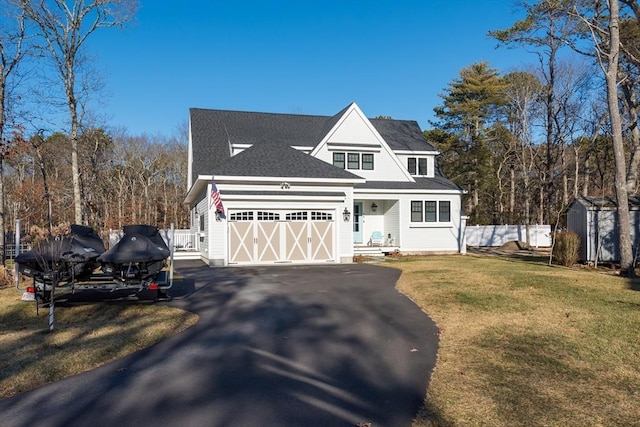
[0,261,439,427]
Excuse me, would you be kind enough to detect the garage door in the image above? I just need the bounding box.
[229,210,335,264]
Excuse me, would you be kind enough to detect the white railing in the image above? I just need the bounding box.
[465,224,551,248]
[161,229,198,251]
[109,229,199,251]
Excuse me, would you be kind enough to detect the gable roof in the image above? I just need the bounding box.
[189,104,437,183]
[213,140,362,180]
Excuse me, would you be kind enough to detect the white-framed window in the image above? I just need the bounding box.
[408,157,427,176]
[332,152,374,170]
[347,153,360,169]
[411,200,451,222]
[362,153,374,170]
[411,201,423,222]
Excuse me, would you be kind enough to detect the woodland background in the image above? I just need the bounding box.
[2,1,640,260]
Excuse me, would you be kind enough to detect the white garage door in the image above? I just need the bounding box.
[228,210,335,264]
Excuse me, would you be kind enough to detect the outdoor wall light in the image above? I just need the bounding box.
[371,202,378,213]
[343,207,351,222]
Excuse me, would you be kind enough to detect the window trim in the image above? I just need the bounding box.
[409,200,453,225]
[408,158,417,175]
[362,153,374,170]
[408,156,428,176]
[411,201,423,222]
[425,201,437,222]
[418,158,427,175]
[347,152,360,170]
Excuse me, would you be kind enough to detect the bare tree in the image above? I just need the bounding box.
[0,1,26,261]
[571,0,635,274]
[22,0,137,225]
[490,0,582,224]
[504,70,544,243]
[604,0,635,275]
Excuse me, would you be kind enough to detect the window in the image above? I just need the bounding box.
[425,201,437,222]
[408,158,416,175]
[418,158,427,175]
[257,211,280,221]
[311,212,333,220]
[333,152,374,170]
[286,211,308,221]
[439,201,451,222]
[411,201,452,223]
[347,153,360,169]
[362,153,374,170]
[408,157,428,176]
[229,211,254,221]
[411,201,423,222]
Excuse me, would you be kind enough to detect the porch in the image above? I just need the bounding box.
[352,198,400,248]
[353,244,399,258]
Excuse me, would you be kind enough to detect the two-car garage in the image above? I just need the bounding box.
[228,210,335,264]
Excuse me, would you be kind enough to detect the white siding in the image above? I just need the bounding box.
[399,194,463,252]
[383,200,400,246]
[312,104,413,182]
[396,154,436,178]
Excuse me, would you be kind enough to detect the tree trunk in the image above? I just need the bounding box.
[606,0,635,275]
[545,51,556,224]
[510,167,515,219]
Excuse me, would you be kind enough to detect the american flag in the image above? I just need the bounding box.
[210,178,224,213]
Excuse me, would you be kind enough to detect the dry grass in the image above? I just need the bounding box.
[0,280,198,400]
[392,254,640,427]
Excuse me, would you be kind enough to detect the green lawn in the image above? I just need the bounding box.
[0,278,198,400]
[392,254,640,427]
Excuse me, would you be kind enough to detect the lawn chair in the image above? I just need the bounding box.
[369,231,384,246]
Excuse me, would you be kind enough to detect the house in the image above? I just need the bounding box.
[566,195,640,263]
[183,102,466,266]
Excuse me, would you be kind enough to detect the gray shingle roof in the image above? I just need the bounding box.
[189,105,437,182]
[213,140,362,180]
[355,177,462,192]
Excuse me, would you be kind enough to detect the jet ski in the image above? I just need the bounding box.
[97,224,170,284]
[16,224,106,284]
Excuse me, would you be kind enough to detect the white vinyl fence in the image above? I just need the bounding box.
[465,224,552,248]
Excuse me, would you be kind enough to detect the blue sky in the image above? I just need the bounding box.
[87,0,530,137]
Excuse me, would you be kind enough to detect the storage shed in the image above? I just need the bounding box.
[566,196,640,263]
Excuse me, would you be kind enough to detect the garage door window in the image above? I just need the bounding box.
[311,212,333,220]
[257,211,280,220]
[230,211,254,221]
[286,211,308,220]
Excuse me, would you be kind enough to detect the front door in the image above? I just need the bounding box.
[353,202,363,244]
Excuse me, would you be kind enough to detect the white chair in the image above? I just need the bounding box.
[369,231,384,246]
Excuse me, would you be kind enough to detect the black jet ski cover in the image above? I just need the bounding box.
[16,224,106,282]
[97,225,170,264]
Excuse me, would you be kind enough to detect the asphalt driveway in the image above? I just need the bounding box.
[0,261,439,427]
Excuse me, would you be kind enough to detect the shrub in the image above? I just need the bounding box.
[0,265,13,289]
[553,231,580,266]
